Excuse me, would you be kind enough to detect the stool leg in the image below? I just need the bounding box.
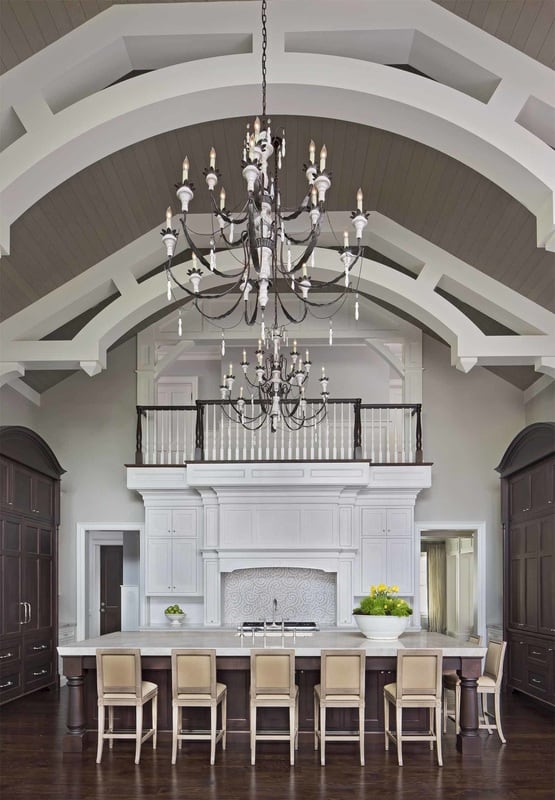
[320,706,326,766]
[210,704,217,765]
[222,693,227,750]
[250,705,256,766]
[96,705,105,764]
[289,705,295,766]
[494,691,506,744]
[435,705,443,767]
[135,705,143,765]
[396,705,403,766]
[152,694,158,750]
[359,704,365,766]
[384,695,389,751]
[171,704,178,765]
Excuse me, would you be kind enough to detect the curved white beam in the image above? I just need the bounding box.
[0,1,553,254]
[2,240,552,380]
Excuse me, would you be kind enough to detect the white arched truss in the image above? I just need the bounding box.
[1,213,553,396]
[0,0,553,254]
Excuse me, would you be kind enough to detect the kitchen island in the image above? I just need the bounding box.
[59,629,485,759]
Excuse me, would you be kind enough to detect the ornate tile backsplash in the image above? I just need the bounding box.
[222,567,336,624]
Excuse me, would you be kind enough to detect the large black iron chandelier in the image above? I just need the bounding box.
[161,0,368,432]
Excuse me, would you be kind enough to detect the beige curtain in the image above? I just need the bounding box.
[425,542,446,634]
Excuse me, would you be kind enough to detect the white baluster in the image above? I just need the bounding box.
[348,402,352,459]
[325,414,329,460]
[303,421,307,460]
[332,403,337,459]
[227,412,232,461]
[340,403,344,460]
[386,409,391,463]
[409,409,414,463]
[266,415,270,460]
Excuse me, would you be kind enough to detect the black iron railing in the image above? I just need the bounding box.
[134,400,422,465]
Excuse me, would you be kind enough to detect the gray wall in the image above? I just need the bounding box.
[0,333,533,627]
[525,382,555,425]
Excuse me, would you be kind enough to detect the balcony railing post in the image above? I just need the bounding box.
[353,399,362,459]
[415,404,423,463]
[135,407,144,465]
[194,400,205,461]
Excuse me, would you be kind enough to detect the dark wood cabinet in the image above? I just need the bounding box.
[497,422,555,709]
[0,427,64,705]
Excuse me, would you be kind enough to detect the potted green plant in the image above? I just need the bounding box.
[352,584,412,639]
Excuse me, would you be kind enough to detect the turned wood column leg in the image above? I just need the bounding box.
[457,674,481,757]
[63,667,89,753]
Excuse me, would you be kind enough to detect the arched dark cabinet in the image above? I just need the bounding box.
[0,426,65,704]
[496,422,555,708]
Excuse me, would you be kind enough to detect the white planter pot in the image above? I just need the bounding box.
[353,614,408,640]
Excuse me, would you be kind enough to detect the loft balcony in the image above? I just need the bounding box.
[133,400,423,465]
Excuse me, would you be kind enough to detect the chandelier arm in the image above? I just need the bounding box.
[181,219,245,281]
[244,297,259,327]
[275,290,309,324]
[168,262,245,301]
[207,191,249,225]
[192,292,246,320]
[280,204,310,222]
[282,231,315,247]
[287,229,319,273]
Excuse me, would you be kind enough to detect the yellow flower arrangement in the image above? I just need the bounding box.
[353,584,412,617]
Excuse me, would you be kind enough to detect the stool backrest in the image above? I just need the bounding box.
[96,649,141,698]
[320,650,366,699]
[171,649,217,699]
[484,640,507,686]
[250,649,296,699]
[395,649,443,699]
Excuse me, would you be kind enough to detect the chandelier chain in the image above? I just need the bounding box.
[261,0,268,119]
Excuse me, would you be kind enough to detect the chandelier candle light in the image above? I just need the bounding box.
[161,0,369,433]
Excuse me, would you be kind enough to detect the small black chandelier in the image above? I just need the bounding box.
[161,0,369,432]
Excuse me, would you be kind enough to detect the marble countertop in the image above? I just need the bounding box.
[58,629,485,658]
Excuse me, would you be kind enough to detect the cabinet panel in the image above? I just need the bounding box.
[361,509,386,537]
[172,539,198,594]
[173,509,197,537]
[386,539,414,594]
[145,538,173,594]
[509,473,531,520]
[386,508,412,537]
[146,509,172,537]
[12,466,33,516]
[360,538,386,591]
[538,515,554,636]
[1,552,22,635]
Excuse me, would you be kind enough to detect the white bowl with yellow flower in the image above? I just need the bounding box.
[352,584,412,639]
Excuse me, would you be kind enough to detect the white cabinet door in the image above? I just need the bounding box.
[145,537,198,595]
[145,538,173,593]
[386,539,413,594]
[146,509,172,537]
[360,537,414,596]
[361,508,386,537]
[360,538,387,591]
[386,508,412,536]
[172,509,197,537]
[172,539,198,594]
[360,507,412,537]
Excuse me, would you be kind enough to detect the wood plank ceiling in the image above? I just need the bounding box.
[0,1,554,393]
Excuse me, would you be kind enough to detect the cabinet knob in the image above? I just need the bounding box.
[0,681,14,689]
[0,652,13,660]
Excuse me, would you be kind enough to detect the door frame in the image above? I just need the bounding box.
[76,523,144,641]
[414,521,486,642]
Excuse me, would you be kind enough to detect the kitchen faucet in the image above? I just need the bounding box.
[272,598,278,626]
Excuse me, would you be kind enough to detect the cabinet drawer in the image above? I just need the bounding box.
[24,636,52,659]
[24,659,53,687]
[527,669,548,695]
[527,643,549,664]
[0,669,22,701]
[0,640,21,666]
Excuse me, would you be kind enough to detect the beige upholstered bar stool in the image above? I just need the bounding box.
[384,649,443,767]
[249,649,298,766]
[170,649,227,765]
[96,648,158,765]
[443,634,483,733]
[313,649,366,766]
[476,639,507,743]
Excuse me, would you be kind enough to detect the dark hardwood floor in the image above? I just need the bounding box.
[0,686,553,800]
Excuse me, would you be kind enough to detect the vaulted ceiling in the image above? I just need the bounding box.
[0,0,553,397]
